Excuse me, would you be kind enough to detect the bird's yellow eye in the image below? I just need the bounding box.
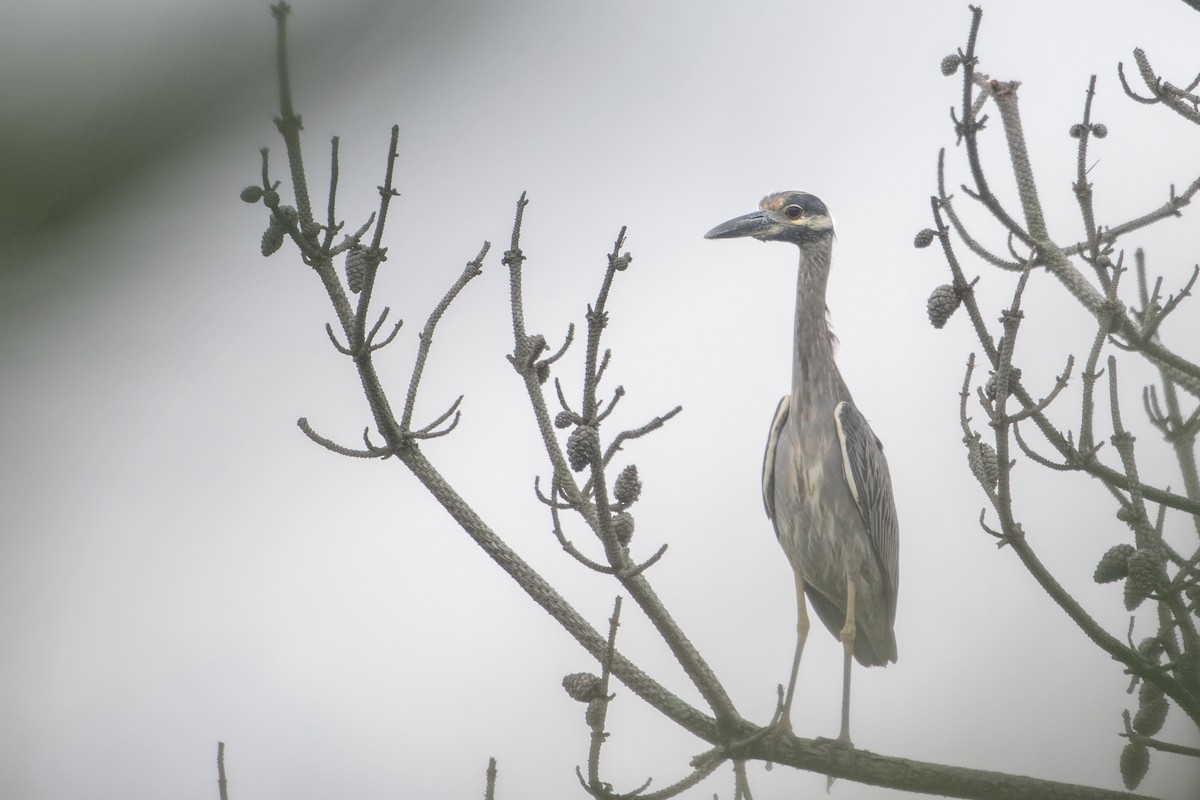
[785,205,804,220]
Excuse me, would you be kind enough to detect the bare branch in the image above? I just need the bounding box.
[366,307,404,352]
[1002,355,1074,424]
[1130,47,1200,125]
[601,407,684,467]
[596,386,626,424]
[324,322,353,355]
[297,417,387,458]
[619,544,669,580]
[1012,423,1076,472]
[217,741,229,800]
[549,487,616,575]
[484,756,498,800]
[411,396,463,439]
[322,136,341,251]
[400,244,489,433]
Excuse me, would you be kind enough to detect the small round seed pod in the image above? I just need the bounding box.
[612,512,635,546]
[1133,680,1169,736]
[567,426,599,472]
[927,285,961,329]
[914,228,937,248]
[1069,123,1087,139]
[554,411,574,429]
[1119,742,1149,791]
[562,672,604,703]
[1093,543,1135,584]
[1091,123,1108,139]
[240,186,264,204]
[262,189,280,208]
[613,465,642,506]
[940,54,962,76]
[613,252,633,271]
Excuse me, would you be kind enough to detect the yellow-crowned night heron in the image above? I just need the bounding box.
[706,191,898,745]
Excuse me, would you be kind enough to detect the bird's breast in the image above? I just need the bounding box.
[773,412,877,596]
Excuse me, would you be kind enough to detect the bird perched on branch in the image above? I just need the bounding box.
[705,191,899,745]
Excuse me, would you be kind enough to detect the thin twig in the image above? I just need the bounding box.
[484,757,498,800]
[297,417,386,458]
[217,741,229,800]
[400,244,489,432]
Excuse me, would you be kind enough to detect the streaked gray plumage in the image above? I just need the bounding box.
[706,191,898,744]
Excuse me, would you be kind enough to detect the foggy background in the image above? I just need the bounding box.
[2,1,1198,798]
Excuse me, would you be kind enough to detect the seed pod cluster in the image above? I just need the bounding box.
[261,221,285,256]
[1093,544,1135,584]
[927,285,961,329]
[562,672,604,703]
[983,368,1021,400]
[1132,680,1169,736]
[1068,122,1109,140]
[913,228,937,248]
[966,437,998,490]
[1124,547,1162,611]
[275,205,298,226]
[345,246,368,294]
[613,465,642,506]
[567,425,599,472]
[1119,741,1149,791]
[612,512,635,546]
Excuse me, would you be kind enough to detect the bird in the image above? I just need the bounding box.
[705,191,898,746]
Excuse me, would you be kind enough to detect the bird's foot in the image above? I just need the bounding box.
[814,732,855,749]
[759,684,796,741]
[813,734,857,792]
[766,705,795,737]
[747,705,797,771]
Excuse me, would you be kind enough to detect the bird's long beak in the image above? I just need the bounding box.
[704,210,773,240]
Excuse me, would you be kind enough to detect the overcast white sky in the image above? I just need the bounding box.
[2,1,1199,798]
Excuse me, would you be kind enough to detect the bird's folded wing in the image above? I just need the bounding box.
[833,401,899,603]
[762,394,791,525]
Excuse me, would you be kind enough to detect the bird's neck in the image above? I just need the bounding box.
[791,242,842,404]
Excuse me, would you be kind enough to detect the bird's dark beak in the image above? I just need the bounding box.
[704,210,772,240]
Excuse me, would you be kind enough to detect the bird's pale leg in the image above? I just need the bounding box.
[836,576,857,746]
[777,571,810,733]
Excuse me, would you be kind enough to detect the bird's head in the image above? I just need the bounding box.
[704,191,834,246]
